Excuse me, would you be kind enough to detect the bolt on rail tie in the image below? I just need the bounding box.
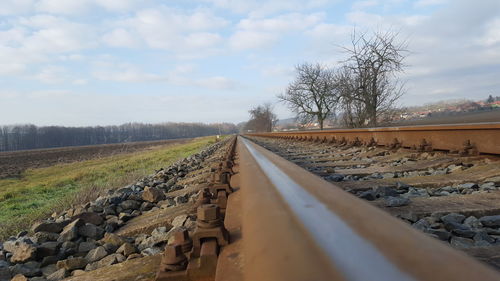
[156,205,228,281]
[156,138,235,281]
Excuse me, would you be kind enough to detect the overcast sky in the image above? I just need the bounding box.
[0,0,499,126]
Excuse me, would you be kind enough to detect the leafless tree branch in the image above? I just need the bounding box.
[278,63,340,130]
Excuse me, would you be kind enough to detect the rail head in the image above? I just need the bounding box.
[237,136,500,281]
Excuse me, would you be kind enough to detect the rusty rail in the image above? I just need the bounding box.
[247,123,500,155]
[237,136,500,281]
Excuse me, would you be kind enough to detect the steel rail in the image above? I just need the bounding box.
[237,136,500,281]
[247,122,500,155]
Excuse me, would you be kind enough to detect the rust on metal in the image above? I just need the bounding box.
[192,204,229,258]
[208,183,232,196]
[247,123,500,155]
[156,136,238,281]
[214,190,228,210]
[237,136,500,281]
[156,244,189,281]
[173,229,193,254]
[418,138,432,151]
[162,244,188,271]
[186,239,219,281]
[214,179,244,281]
[196,188,212,206]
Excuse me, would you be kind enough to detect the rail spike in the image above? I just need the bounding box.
[390,138,401,149]
[351,137,362,146]
[461,139,478,156]
[419,139,433,152]
[366,137,377,147]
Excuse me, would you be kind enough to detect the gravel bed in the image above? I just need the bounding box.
[406,212,500,248]
[247,136,500,249]
[345,181,500,207]
[0,139,231,281]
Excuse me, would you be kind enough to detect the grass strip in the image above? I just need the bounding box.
[0,136,215,239]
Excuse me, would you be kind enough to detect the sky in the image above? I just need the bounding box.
[0,0,499,126]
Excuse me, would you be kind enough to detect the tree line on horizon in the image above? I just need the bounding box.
[0,122,238,152]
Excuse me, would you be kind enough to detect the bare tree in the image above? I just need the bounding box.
[336,66,367,127]
[341,30,408,127]
[278,63,339,130]
[487,95,495,103]
[244,103,278,132]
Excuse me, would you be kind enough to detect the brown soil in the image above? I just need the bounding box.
[0,139,190,179]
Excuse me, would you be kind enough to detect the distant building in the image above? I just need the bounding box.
[491,101,500,108]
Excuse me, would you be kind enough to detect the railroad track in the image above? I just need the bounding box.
[152,123,500,281]
[5,125,500,281]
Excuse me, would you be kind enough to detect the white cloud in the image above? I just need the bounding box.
[229,30,276,50]
[29,89,70,98]
[201,0,330,17]
[92,62,163,83]
[93,66,239,90]
[413,0,448,8]
[106,6,227,54]
[352,0,379,10]
[73,79,88,85]
[0,27,28,45]
[130,7,228,33]
[195,76,237,90]
[229,13,324,50]
[95,69,162,82]
[347,11,428,29]
[346,11,384,27]
[91,58,238,90]
[236,13,324,31]
[35,0,143,15]
[184,32,222,49]
[36,0,92,15]
[0,0,34,15]
[58,54,85,61]
[0,62,26,75]
[479,18,500,46]
[33,65,68,84]
[95,0,143,12]
[172,64,197,75]
[260,65,294,77]
[430,87,458,95]
[102,28,140,48]
[0,44,45,76]
[0,14,96,79]
[307,23,351,39]
[0,90,21,99]
[18,15,97,53]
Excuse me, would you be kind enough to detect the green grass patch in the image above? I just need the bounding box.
[0,137,216,240]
